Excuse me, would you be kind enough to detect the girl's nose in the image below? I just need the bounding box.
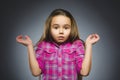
[59,28,63,34]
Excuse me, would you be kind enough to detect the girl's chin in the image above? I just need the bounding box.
[53,39,67,44]
[57,40,65,43]
[56,40,68,45]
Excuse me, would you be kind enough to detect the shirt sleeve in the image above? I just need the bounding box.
[35,42,44,72]
[75,40,85,73]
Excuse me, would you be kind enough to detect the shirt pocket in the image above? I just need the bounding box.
[62,48,76,62]
[44,48,57,63]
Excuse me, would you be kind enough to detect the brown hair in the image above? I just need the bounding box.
[36,9,81,45]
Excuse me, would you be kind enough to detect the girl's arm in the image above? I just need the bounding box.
[80,43,92,76]
[80,34,100,76]
[16,35,41,76]
[27,44,42,76]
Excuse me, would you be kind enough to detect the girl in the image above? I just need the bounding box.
[16,9,100,80]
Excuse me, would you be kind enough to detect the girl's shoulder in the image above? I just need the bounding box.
[73,39,84,44]
[36,41,47,47]
[36,41,54,48]
[73,39,85,46]
[37,41,44,45]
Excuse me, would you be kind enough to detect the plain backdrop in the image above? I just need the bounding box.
[1,0,120,80]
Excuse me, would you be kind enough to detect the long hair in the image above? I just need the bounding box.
[36,9,81,46]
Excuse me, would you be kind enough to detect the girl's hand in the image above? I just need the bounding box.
[16,35,33,46]
[85,33,100,45]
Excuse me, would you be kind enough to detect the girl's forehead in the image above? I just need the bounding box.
[52,15,70,20]
[51,15,71,25]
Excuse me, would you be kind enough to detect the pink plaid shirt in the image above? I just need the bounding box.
[35,40,85,80]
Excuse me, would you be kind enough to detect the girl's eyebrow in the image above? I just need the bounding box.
[51,24,71,27]
[65,24,71,26]
[64,24,71,27]
[52,24,59,26]
[51,24,59,26]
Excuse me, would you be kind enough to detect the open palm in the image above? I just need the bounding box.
[16,35,33,46]
[85,34,100,45]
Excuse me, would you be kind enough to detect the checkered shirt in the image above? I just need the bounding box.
[35,40,85,80]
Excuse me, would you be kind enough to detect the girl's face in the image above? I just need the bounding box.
[50,15,71,44]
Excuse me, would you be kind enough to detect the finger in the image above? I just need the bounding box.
[25,35,29,39]
[17,35,23,38]
[94,34,100,39]
[92,34,96,38]
[94,34,100,42]
[16,35,23,41]
[90,34,94,39]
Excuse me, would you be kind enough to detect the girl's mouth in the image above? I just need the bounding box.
[58,36,64,40]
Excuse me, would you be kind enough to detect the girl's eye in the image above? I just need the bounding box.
[64,26,70,30]
[65,27,69,29]
[54,26,58,29]
[64,27,69,29]
[52,24,59,29]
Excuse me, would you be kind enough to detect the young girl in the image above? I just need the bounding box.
[16,9,100,80]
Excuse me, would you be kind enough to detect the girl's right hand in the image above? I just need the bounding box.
[16,35,33,47]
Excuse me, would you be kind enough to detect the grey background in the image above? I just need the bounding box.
[1,0,120,80]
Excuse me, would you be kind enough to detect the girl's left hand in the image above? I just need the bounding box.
[85,33,100,45]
